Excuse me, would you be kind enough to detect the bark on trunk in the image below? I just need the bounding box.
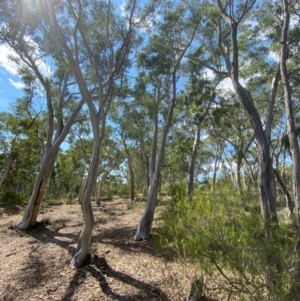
[95,182,101,206]
[134,18,198,240]
[187,126,200,197]
[265,66,280,145]
[280,0,300,220]
[0,158,13,191]
[236,150,243,196]
[280,1,300,298]
[134,74,177,241]
[211,141,222,193]
[18,146,59,229]
[70,127,101,268]
[233,81,278,237]
[149,114,158,185]
[273,168,294,215]
[223,18,278,238]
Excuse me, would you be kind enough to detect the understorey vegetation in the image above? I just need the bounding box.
[1,0,300,299]
[159,180,295,300]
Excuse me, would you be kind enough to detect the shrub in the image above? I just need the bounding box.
[158,186,294,300]
[169,181,186,203]
[0,191,26,205]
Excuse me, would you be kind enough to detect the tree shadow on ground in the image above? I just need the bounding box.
[92,202,128,218]
[24,220,78,253]
[93,226,176,261]
[15,244,48,289]
[0,204,24,216]
[61,255,170,301]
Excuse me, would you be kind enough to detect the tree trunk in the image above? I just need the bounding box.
[70,128,100,268]
[280,1,300,298]
[18,146,59,229]
[0,158,13,191]
[134,74,177,241]
[211,141,222,193]
[273,168,293,215]
[222,18,278,238]
[149,114,158,184]
[236,150,243,196]
[122,135,135,201]
[233,81,278,237]
[95,181,101,206]
[187,126,200,197]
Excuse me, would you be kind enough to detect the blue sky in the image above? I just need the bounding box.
[0,0,140,114]
[0,44,24,112]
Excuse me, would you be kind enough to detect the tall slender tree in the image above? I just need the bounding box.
[0,0,84,228]
[42,0,143,267]
[134,1,202,240]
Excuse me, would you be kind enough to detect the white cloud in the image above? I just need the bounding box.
[216,78,235,94]
[0,37,52,78]
[200,68,215,80]
[216,77,247,97]
[8,78,24,90]
[267,51,279,63]
[289,14,299,29]
[201,133,209,140]
[0,44,21,76]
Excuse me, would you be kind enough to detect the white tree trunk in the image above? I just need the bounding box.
[216,11,278,237]
[71,124,101,268]
[18,146,59,229]
[134,73,177,240]
[0,159,13,191]
[95,180,101,206]
[280,1,300,298]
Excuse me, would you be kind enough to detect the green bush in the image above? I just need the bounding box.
[0,191,26,205]
[158,185,294,300]
[169,181,186,203]
[102,183,128,198]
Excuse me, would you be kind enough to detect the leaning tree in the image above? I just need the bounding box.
[0,0,84,228]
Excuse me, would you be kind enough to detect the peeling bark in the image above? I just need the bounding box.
[18,147,59,229]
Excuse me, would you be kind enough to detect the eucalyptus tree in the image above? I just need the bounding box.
[110,99,152,200]
[204,95,255,195]
[183,68,218,196]
[0,113,19,191]
[278,0,300,297]
[279,0,300,215]
[194,0,282,238]
[95,127,124,204]
[41,0,144,267]
[0,1,84,228]
[0,112,42,201]
[120,128,135,201]
[47,149,85,200]
[134,0,202,240]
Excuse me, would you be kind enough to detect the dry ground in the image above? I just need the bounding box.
[0,198,216,301]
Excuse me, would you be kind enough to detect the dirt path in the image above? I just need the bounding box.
[0,199,198,301]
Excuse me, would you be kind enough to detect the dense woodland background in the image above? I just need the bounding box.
[1,0,300,299]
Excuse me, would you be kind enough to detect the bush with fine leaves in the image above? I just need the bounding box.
[159,184,294,300]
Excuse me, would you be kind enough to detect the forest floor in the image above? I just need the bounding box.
[0,198,219,301]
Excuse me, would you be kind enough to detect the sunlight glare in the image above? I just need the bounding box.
[22,0,40,15]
